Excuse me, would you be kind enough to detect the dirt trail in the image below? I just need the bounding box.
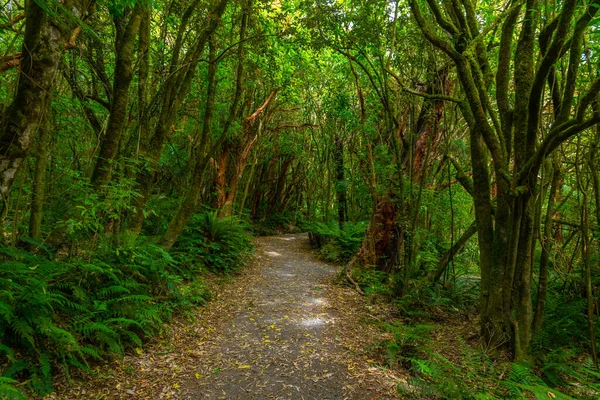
[52,234,401,399]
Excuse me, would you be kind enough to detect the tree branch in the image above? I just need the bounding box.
[522,115,600,183]
[385,67,462,103]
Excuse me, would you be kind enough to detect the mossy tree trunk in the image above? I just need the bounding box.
[410,0,600,361]
[28,110,53,242]
[90,5,142,189]
[125,0,229,238]
[0,0,91,201]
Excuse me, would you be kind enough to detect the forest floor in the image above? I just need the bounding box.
[49,234,405,399]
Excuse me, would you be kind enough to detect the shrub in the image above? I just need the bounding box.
[175,211,254,274]
[352,269,392,297]
[308,220,366,263]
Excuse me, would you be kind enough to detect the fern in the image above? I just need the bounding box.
[79,322,118,337]
[9,318,35,347]
[98,285,130,298]
[0,344,15,361]
[0,377,27,400]
[2,360,28,379]
[307,220,366,263]
[175,211,254,273]
[0,230,225,395]
[79,346,102,360]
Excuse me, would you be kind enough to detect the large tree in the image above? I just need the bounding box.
[409,0,600,360]
[0,0,92,201]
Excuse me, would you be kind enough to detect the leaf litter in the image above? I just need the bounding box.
[47,233,404,399]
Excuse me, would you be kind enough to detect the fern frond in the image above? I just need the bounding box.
[0,377,27,400]
[98,285,130,298]
[9,318,35,347]
[79,345,103,360]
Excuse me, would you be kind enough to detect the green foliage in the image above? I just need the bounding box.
[391,275,479,321]
[175,211,254,274]
[380,322,435,368]
[51,169,141,242]
[250,211,307,236]
[500,362,578,400]
[0,240,210,396]
[532,286,593,354]
[353,269,392,297]
[373,319,599,399]
[308,221,366,263]
[377,322,490,399]
[0,377,27,400]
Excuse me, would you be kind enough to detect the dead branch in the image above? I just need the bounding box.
[244,88,279,128]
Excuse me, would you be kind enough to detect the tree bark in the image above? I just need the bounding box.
[28,111,53,242]
[90,6,142,189]
[0,0,90,202]
[126,0,229,237]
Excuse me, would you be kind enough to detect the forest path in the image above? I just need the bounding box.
[52,234,401,399]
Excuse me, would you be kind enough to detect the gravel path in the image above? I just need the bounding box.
[51,234,401,399]
[185,234,353,399]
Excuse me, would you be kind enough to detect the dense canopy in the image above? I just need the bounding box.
[1,0,600,398]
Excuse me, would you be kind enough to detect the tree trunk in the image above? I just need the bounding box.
[334,134,347,228]
[159,36,219,250]
[0,0,89,201]
[90,6,142,189]
[238,155,258,217]
[267,157,292,217]
[583,133,599,367]
[136,5,151,159]
[533,158,561,335]
[28,111,53,242]
[429,221,477,284]
[215,144,230,212]
[125,0,229,238]
[346,196,398,270]
[217,88,279,216]
[580,176,598,368]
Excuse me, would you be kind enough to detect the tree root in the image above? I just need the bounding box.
[345,259,364,295]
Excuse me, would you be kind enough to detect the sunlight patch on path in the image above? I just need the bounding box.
[297,317,328,328]
[277,272,295,277]
[307,297,327,306]
[275,236,297,241]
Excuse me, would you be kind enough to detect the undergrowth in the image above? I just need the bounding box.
[307,220,366,263]
[352,257,600,399]
[174,211,254,274]
[361,276,600,399]
[250,211,307,236]
[0,212,255,397]
[374,320,599,399]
